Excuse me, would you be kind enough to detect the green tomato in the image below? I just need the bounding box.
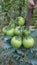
[11,36,22,49]
[14,26,22,36]
[23,37,34,48]
[23,29,31,36]
[2,26,7,34]
[7,28,14,36]
[10,23,15,28]
[17,16,25,26]
[9,21,15,28]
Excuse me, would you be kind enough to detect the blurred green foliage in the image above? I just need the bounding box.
[0,0,37,27]
[0,0,29,23]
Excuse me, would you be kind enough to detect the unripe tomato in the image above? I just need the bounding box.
[23,29,31,36]
[23,36,34,48]
[2,26,7,34]
[7,28,14,36]
[14,26,22,36]
[17,16,25,26]
[11,36,22,49]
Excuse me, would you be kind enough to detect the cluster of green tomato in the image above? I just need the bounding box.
[2,17,34,49]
